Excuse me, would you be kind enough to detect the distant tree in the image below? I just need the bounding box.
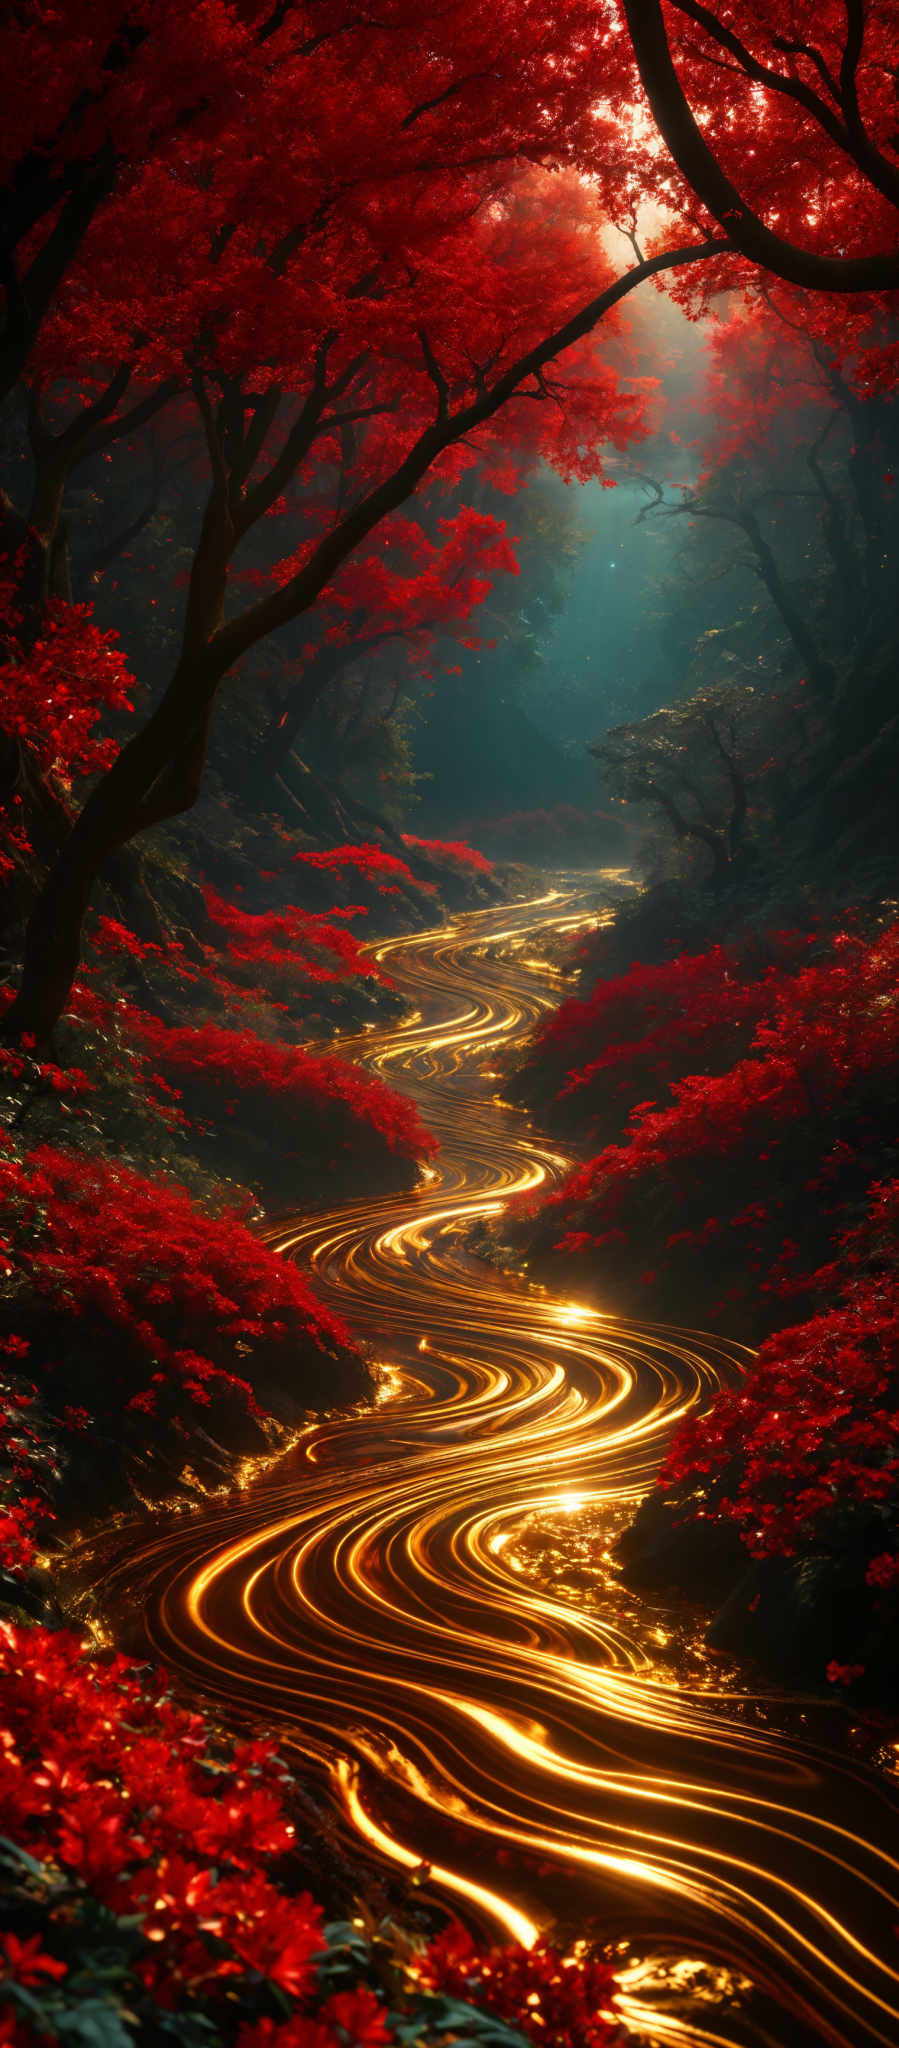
[697,300,899,658]
[592,680,769,883]
[634,472,836,698]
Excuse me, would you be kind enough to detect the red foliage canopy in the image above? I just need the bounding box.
[609,2,899,326]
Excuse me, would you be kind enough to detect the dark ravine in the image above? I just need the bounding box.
[619,1487,899,1707]
[86,886,899,2048]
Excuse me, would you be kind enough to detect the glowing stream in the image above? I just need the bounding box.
[93,885,899,2048]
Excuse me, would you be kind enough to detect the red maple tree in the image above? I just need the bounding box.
[2,1,733,1039]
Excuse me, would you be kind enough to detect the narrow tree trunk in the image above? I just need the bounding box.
[235,641,359,804]
[703,715,747,856]
[806,426,863,640]
[741,509,835,695]
[822,353,887,593]
[28,456,68,555]
[648,781,731,885]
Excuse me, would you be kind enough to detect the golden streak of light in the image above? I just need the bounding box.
[89,887,899,2048]
[335,1758,540,1947]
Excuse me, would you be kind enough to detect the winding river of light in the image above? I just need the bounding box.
[95,887,899,2048]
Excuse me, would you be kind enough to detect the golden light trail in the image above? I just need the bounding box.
[90,883,899,2048]
[336,1758,541,1947]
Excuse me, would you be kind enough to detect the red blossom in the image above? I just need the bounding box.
[0,1932,67,1986]
[866,1553,899,1589]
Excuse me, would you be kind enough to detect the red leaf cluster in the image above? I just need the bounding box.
[0,1614,625,2045]
[0,584,134,878]
[289,844,425,888]
[0,1619,324,2007]
[202,888,384,987]
[0,1368,43,1576]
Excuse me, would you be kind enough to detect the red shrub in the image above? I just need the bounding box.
[291,842,427,889]
[659,1182,899,1562]
[0,1620,322,2009]
[538,935,813,1130]
[0,1036,93,1105]
[203,887,387,986]
[131,1016,438,1176]
[544,923,899,1311]
[0,1623,623,2046]
[400,835,493,875]
[0,1138,362,1438]
[421,1920,621,2047]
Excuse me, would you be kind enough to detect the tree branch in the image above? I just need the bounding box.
[234,338,350,534]
[769,34,841,103]
[401,69,492,129]
[623,0,899,287]
[418,328,450,422]
[671,0,852,152]
[192,372,229,497]
[213,238,732,672]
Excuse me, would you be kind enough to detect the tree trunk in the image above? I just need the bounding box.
[259,644,354,783]
[648,781,731,886]
[226,641,363,810]
[3,648,221,1041]
[805,425,864,640]
[741,509,835,695]
[813,347,889,611]
[703,715,747,856]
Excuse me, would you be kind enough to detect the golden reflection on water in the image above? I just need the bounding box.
[91,882,899,2047]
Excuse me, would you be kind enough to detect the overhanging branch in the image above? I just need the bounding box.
[623,0,899,288]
